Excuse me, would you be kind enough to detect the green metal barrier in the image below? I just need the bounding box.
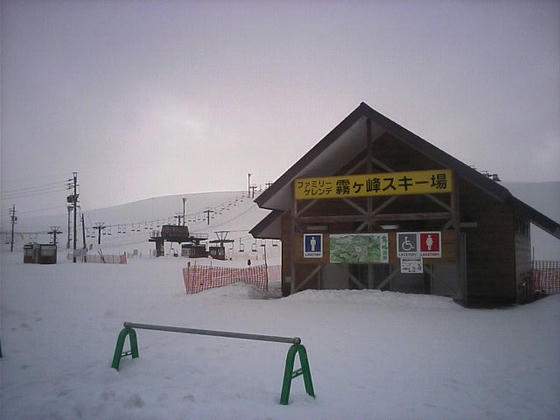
[111,322,315,405]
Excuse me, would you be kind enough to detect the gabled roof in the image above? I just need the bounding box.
[253,102,560,240]
[249,209,282,239]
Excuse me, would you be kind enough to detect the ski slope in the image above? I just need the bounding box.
[3,182,558,259]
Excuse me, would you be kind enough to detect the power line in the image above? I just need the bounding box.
[1,186,68,200]
[1,180,65,194]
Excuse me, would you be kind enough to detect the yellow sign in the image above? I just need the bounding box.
[294,169,452,200]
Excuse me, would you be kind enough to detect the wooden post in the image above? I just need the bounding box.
[290,184,297,294]
[451,172,467,304]
[366,118,374,288]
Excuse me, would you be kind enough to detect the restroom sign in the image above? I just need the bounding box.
[303,234,323,258]
[419,232,441,258]
[396,232,419,257]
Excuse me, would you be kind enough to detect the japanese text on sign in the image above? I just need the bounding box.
[294,169,452,199]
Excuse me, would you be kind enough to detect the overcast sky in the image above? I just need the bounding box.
[1,0,559,223]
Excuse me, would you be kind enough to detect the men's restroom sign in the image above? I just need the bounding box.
[396,232,419,257]
[419,232,441,258]
[303,234,323,258]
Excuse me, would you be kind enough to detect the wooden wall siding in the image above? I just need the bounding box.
[460,180,516,300]
[341,133,447,174]
[281,212,292,295]
[514,216,532,296]
[299,195,451,218]
[292,231,457,265]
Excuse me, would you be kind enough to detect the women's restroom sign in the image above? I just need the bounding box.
[397,231,441,258]
[419,232,441,258]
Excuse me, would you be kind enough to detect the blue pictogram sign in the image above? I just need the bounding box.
[303,234,323,258]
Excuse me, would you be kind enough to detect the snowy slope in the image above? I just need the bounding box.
[3,190,274,258]
[3,182,559,259]
[0,252,559,419]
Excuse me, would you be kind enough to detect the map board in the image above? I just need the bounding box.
[329,233,389,264]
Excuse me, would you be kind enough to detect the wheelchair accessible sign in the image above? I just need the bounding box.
[303,234,323,258]
[397,232,419,257]
[397,231,441,258]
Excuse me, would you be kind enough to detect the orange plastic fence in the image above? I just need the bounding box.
[532,260,560,295]
[183,264,280,294]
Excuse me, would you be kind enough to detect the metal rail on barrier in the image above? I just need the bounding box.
[111,322,315,405]
[123,322,301,345]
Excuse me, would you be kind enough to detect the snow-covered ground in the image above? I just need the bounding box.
[1,183,559,418]
[1,251,559,419]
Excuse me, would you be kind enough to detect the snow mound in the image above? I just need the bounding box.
[284,288,456,309]
[192,282,268,299]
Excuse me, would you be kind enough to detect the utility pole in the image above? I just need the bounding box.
[81,213,86,250]
[249,185,257,198]
[204,209,214,225]
[182,198,187,226]
[72,172,78,262]
[9,205,16,252]
[66,205,72,249]
[174,214,184,226]
[247,173,251,198]
[67,172,79,262]
[48,226,62,245]
[93,223,105,245]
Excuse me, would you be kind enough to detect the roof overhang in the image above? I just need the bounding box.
[253,102,560,239]
[255,102,511,212]
[249,210,282,240]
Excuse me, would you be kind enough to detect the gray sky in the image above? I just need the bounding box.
[1,0,559,222]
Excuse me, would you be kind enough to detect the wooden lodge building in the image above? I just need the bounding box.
[250,103,560,305]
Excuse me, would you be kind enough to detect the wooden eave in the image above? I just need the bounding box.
[253,102,560,239]
[249,210,283,240]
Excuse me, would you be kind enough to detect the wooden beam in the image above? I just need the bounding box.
[371,195,399,217]
[442,219,454,230]
[297,199,317,216]
[290,184,297,294]
[348,270,365,289]
[370,156,393,172]
[343,198,367,215]
[294,264,323,293]
[451,171,467,304]
[376,266,400,290]
[296,212,451,224]
[346,156,368,175]
[425,194,452,212]
[354,221,368,233]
